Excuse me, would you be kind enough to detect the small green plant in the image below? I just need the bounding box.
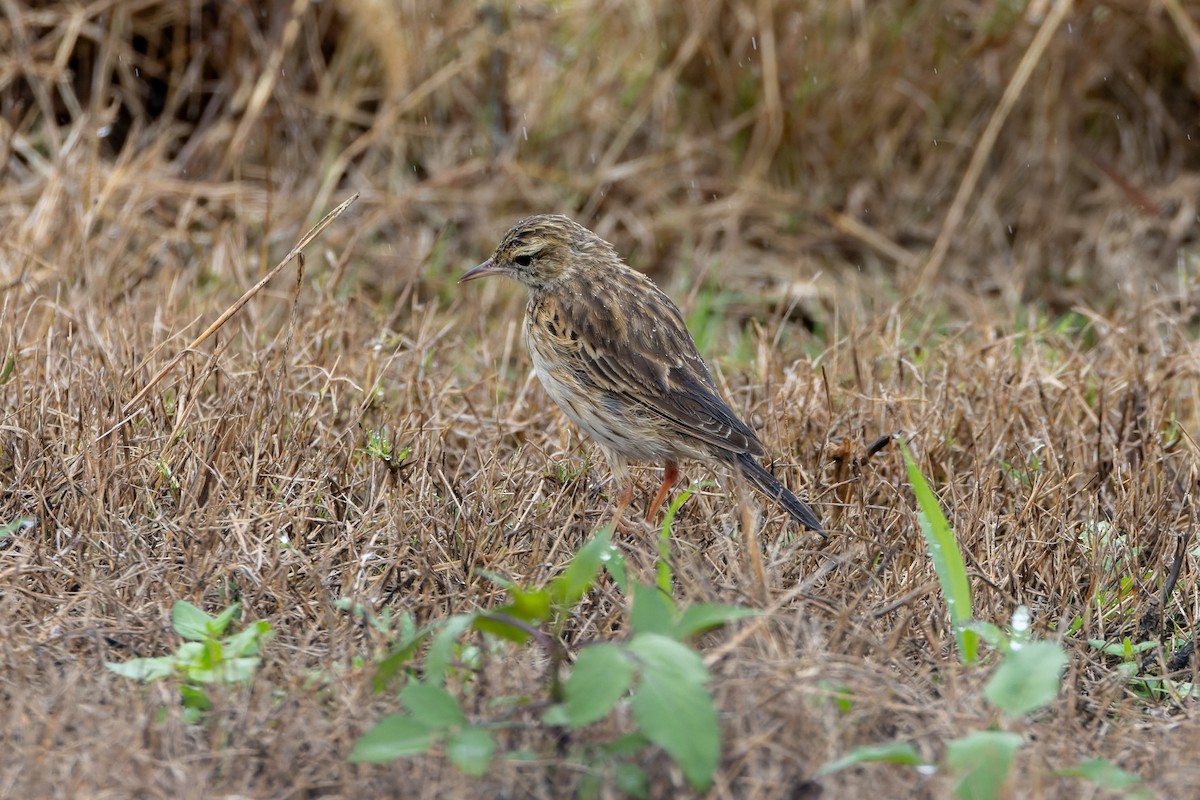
[0,516,34,540]
[1087,636,1198,702]
[350,512,754,795]
[106,600,273,723]
[818,443,1147,799]
[360,428,409,467]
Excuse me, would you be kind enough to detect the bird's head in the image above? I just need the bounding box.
[459,214,617,291]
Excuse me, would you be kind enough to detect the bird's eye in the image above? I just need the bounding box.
[514,254,533,267]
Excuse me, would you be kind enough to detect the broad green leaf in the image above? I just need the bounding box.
[507,587,552,623]
[630,661,718,791]
[984,641,1067,716]
[674,603,757,639]
[614,762,650,799]
[630,584,675,636]
[542,704,569,727]
[564,643,634,728]
[900,440,977,664]
[105,656,176,682]
[551,528,612,607]
[627,634,716,790]
[816,741,927,776]
[446,727,495,777]
[172,601,216,641]
[1053,758,1142,790]
[348,714,435,762]
[424,613,476,684]
[626,633,709,685]
[945,730,1022,800]
[176,641,206,665]
[400,682,466,730]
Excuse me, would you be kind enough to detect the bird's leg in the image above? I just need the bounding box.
[609,481,635,532]
[645,461,679,522]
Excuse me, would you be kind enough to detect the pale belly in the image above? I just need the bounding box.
[528,344,671,466]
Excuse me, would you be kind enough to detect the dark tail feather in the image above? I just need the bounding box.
[736,453,825,536]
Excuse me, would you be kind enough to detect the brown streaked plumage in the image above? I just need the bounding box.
[460,214,823,534]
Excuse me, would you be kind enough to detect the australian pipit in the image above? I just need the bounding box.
[460,214,823,534]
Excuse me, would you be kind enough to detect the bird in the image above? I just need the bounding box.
[459,214,823,535]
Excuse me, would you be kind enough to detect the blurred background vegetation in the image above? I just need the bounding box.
[3,0,1197,318]
[4,4,1200,795]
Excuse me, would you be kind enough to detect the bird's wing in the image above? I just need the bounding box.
[532,271,765,458]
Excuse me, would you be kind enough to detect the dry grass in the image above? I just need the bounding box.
[2,1,1200,797]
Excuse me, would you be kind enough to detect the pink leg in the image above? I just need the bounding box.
[645,461,679,522]
[610,481,635,531]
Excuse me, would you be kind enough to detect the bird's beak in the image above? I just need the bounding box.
[458,257,500,284]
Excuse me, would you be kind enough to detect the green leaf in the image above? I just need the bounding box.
[424,613,476,684]
[565,643,634,728]
[373,632,429,692]
[674,603,757,639]
[208,602,241,637]
[628,634,717,791]
[604,545,629,595]
[348,714,435,762]
[603,732,652,757]
[945,730,1022,800]
[179,683,212,712]
[542,704,569,727]
[1053,758,1142,790]
[223,620,272,657]
[105,656,176,682]
[657,488,694,591]
[172,601,217,641]
[400,682,466,730]
[473,613,533,645]
[1088,638,1157,658]
[961,620,1006,651]
[899,440,977,664]
[630,583,675,637]
[446,727,495,777]
[627,633,710,685]
[816,741,927,776]
[551,528,612,607]
[507,587,552,623]
[0,516,34,539]
[0,352,14,384]
[614,762,650,799]
[984,641,1067,716]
